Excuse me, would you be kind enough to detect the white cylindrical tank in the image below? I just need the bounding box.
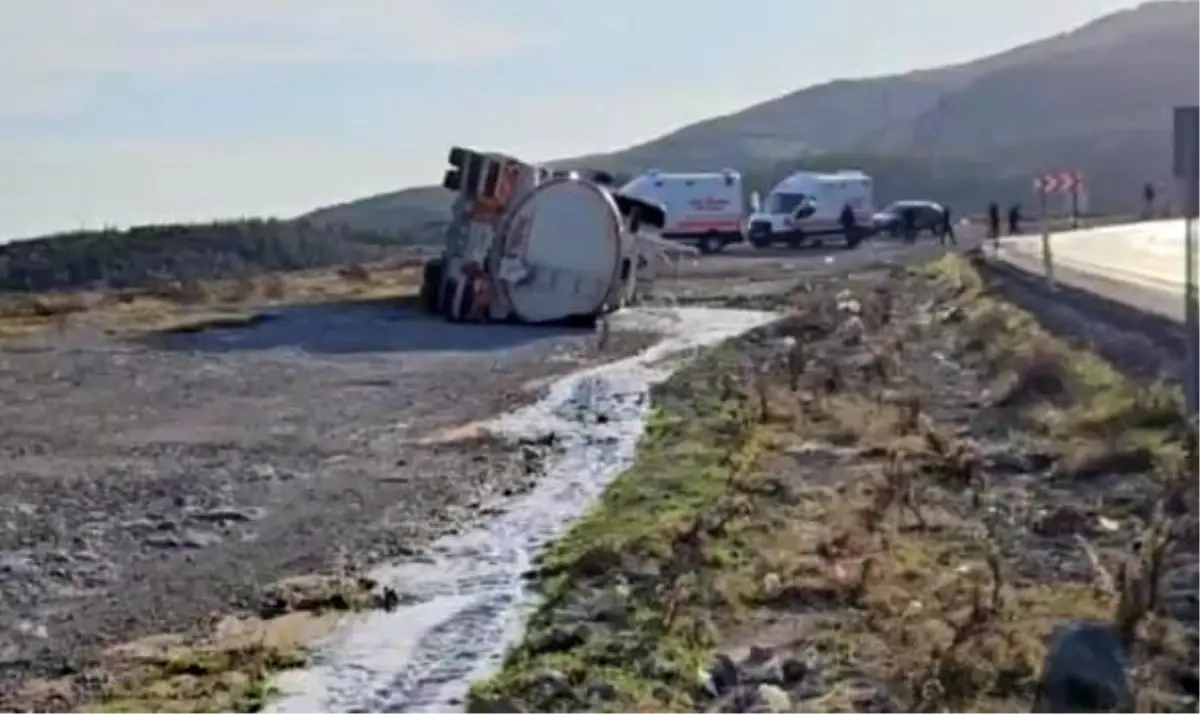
[494,178,624,324]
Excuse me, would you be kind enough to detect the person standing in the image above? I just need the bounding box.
[987,202,1001,241]
[939,205,957,245]
[1008,204,1022,235]
[901,206,918,245]
[839,202,858,245]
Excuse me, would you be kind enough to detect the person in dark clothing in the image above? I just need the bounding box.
[939,205,956,245]
[1008,204,1022,235]
[839,202,857,243]
[987,202,1001,240]
[901,206,917,244]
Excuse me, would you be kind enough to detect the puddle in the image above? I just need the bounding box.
[266,306,776,713]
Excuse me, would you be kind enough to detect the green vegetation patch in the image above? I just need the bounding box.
[468,342,773,712]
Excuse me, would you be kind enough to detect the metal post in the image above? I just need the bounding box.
[1040,191,1055,287]
[1185,215,1198,419]
[1174,106,1199,420]
[1070,183,1080,230]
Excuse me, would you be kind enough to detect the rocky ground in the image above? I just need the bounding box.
[0,296,661,712]
[469,255,1197,713]
[0,239,937,713]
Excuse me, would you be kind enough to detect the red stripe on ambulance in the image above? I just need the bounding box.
[675,219,742,232]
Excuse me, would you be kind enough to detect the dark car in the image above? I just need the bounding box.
[871,200,947,238]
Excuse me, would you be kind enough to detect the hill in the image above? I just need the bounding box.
[0,219,420,293]
[305,0,1200,234]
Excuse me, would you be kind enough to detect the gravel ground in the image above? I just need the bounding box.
[0,234,977,709]
[0,301,657,705]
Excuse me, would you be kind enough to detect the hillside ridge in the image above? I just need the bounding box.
[303,0,1198,234]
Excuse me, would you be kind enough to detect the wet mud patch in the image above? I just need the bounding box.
[468,256,1196,713]
[13,573,391,713]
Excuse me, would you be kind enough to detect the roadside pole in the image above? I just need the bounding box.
[1040,190,1055,288]
[1173,105,1199,420]
[1070,182,1080,230]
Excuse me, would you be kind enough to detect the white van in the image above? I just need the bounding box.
[746,170,874,249]
[618,169,745,253]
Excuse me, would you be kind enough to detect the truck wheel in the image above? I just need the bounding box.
[563,313,599,329]
[786,231,806,249]
[700,231,724,254]
[750,234,772,249]
[420,259,444,314]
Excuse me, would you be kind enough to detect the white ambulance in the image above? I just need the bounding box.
[617,169,746,253]
[746,169,874,249]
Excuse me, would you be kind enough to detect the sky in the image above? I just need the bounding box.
[0,0,1152,239]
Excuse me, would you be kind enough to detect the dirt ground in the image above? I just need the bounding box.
[0,235,997,712]
[0,297,663,712]
[469,255,1197,713]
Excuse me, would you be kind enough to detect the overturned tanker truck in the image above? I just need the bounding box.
[418,147,694,326]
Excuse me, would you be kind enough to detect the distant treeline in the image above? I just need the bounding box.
[0,219,421,293]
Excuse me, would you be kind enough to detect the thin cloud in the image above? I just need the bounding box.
[0,0,543,118]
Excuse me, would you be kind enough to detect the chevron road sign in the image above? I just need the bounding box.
[1033,171,1084,195]
[1033,170,1085,289]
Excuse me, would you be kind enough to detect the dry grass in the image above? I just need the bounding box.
[467,260,1195,713]
[0,259,424,344]
[924,254,1190,476]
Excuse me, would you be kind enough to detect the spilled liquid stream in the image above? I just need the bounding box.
[267,307,775,713]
